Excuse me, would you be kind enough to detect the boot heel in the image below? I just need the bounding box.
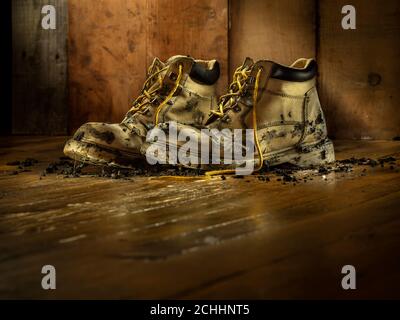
[291,139,335,167]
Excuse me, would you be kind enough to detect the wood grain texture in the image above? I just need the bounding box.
[229,0,316,72]
[68,0,228,133]
[0,0,12,135]
[11,0,400,139]
[68,0,147,133]
[146,0,228,93]
[0,137,400,298]
[12,0,68,134]
[319,0,400,139]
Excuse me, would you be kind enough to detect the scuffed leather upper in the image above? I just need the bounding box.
[72,122,143,155]
[210,58,328,155]
[152,58,329,159]
[70,56,219,152]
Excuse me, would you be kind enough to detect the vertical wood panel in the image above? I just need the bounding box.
[12,0,68,134]
[229,0,316,73]
[68,0,228,133]
[319,0,400,139]
[146,0,228,95]
[68,0,147,132]
[1,0,12,135]
[12,1,400,139]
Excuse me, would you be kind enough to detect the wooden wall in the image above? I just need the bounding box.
[1,0,12,135]
[68,0,228,132]
[319,0,400,139]
[10,0,400,139]
[230,0,400,140]
[12,0,68,135]
[229,0,316,72]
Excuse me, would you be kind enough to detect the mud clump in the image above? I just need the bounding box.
[313,156,399,178]
[7,158,38,167]
[41,157,204,179]
[97,165,204,178]
[88,127,115,144]
[338,157,378,167]
[6,161,20,166]
[275,170,297,182]
[268,163,300,183]
[337,156,396,169]
[318,166,329,174]
[42,158,84,177]
[378,156,396,164]
[316,156,398,176]
[255,155,399,185]
[21,154,400,183]
[6,158,38,175]
[257,175,270,182]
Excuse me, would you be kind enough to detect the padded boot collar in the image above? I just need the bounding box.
[270,59,317,82]
[189,60,220,85]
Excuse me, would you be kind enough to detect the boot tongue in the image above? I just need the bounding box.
[122,56,193,126]
[165,55,191,65]
[147,55,193,86]
[139,55,193,102]
[242,57,254,69]
[161,56,194,88]
[144,56,183,93]
[146,55,186,80]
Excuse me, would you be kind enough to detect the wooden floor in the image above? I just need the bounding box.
[1,136,400,299]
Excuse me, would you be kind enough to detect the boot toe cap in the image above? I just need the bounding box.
[71,122,143,152]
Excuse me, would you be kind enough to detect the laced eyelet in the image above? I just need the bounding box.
[141,108,151,115]
[174,86,182,96]
[247,76,255,84]
[154,64,183,125]
[150,97,158,104]
[126,110,134,117]
[233,105,241,113]
[169,63,183,81]
[222,116,231,123]
[240,84,248,96]
[169,72,178,81]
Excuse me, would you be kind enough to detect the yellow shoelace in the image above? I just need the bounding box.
[206,67,264,177]
[211,66,251,118]
[127,61,183,125]
[155,65,183,125]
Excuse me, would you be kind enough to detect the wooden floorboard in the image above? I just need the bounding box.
[0,137,400,298]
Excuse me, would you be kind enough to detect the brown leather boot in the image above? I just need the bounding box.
[64,55,220,167]
[142,57,335,173]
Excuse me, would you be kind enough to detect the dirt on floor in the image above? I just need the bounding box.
[1,137,400,299]
[3,154,399,187]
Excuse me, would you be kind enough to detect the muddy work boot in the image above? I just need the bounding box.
[143,58,335,173]
[64,55,220,167]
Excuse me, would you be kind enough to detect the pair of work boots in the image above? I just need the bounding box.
[64,55,335,174]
